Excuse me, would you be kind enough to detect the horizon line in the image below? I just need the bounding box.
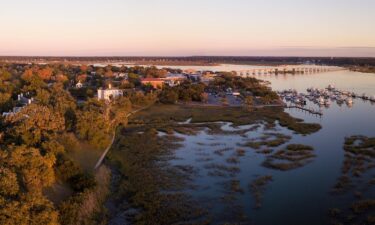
[1,55,375,59]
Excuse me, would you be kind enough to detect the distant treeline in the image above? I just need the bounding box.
[1,56,375,67]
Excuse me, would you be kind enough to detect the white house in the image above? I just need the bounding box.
[97,84,123,101]
[17,94,34,105]
[76,81,83,89]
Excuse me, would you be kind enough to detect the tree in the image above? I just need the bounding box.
[244,96,254,109]
[0,70,11,81]
[0,93,13,112]
[80,65,88,73]
[6,104,65,146]
[7,145,56,192]
[159,88,178,104]
[38,67,53,81]
[56,73,68,83]
[0,167,19,196]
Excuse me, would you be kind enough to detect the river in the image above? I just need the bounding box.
[157,64,375,224]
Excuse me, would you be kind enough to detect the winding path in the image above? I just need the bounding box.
[94,107,147,170]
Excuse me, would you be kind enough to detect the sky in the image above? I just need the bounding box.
[0,0,375,57]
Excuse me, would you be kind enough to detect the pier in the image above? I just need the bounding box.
[286,105,323,116]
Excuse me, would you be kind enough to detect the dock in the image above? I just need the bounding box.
[286,105,323,116]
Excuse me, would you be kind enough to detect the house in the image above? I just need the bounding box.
[2,107,23,117]
[2,93,34,117]
[164,79,180,87]
[141,78,165,89]
[164,73,186,87]
[17,94,34,105]
[97,84,123,101]
[117,73,128,79]
[186,74,201,82]
[76,81,83,89]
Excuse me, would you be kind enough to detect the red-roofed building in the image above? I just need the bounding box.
[141,78,165,89]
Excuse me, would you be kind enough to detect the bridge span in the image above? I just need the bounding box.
[235,66,344,77]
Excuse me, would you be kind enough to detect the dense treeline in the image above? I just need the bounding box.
[0,64,156,225]
[159,81,206,104]
[209,73,279,104]
[2,56,375,67]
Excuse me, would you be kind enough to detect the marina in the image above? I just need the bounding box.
[278,84,375,114]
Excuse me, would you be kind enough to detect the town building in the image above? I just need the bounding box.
[2,94,34,117]
[76,81,83,88]
[97,84,123,101]
[164,73,187,87]
[141,78,165,89]
[17,93,34,105]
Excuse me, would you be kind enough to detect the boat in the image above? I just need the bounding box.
[327,84,335,90]
[318,97,325,106]
[336,96,345,105]
[346,97,353,105]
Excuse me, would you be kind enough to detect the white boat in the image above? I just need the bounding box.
[318,97,325,105]
[327,84,335,90]
[346,97,353,105]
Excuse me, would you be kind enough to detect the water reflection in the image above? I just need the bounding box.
[158,65,375,224]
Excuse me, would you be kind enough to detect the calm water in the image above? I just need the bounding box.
[163,65,375,224]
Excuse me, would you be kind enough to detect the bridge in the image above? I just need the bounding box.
[235,66,344,77]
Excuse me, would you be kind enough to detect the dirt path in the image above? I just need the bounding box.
[94,107,148,170]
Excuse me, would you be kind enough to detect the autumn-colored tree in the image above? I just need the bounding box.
[7,145,55,192]
[38,67,53,80]
[104,70,114,78]
[0,167,19,196]
[0,93,13,112]
[56,73,68,83]
[0,70,11,81]
[22,73,47,94]
[76,74,87,82]
[6,104,65,146]
[80,65,88,73]
[22,68,35,80]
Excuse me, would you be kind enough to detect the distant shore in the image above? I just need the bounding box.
[348,66,375,74]
[1,56,375,68]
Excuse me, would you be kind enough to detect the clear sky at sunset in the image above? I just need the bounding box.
[0,0,374,56]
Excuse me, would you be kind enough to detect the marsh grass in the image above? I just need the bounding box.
[108,128,207,224]
[245,133,291,151]
[130,104,321,135]
[256,148,274,155]
[223,180,245,194]
[226,157,240,164]
[214,147,232,156]
[249,175,273,209]
[235,149,246,157]
[330,136,375,225]
[333,136,375,193]
[262,144,315,171]
[108,104,322,223]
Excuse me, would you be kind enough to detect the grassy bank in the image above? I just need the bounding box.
[107,128,207,224]
[130,104,321,135]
